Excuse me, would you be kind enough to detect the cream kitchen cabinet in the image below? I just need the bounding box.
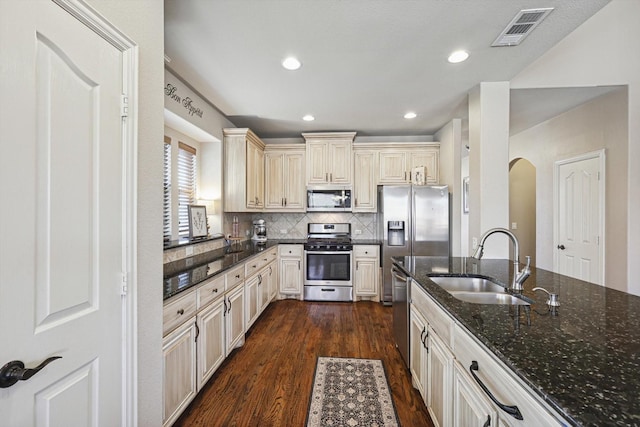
[410,306,429,402]
[196,295,225,389]
[378,145,439,185]
[225,273,245,356]
[223,128,265,212]
[353,245,379,298]
[264,146,306,211]
[163,315,197,427]
[411,280,454,427]
[303,132,355,185]
[452,361,496,427]
[245,263,274,330]
[278,244,303,297]
[410,280,566,427]
[352,150,378,212]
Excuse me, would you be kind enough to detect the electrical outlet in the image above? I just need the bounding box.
[186,246,194,256]
[355,229,362,235]
[511,222,518,230]
[280,229,287,234]
[245,229,250,236]
[472,237,478,249]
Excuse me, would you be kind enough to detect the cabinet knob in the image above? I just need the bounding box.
[212,288,218,293]
[177,309,184,316]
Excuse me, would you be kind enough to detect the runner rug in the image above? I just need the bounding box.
[306,357,399,427]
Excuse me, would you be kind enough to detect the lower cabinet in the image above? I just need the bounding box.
[225,284,245,356]
[196,297,225,389]
[163,318,197,427]
[453,361,496,427]
[427,330,453,427]
[410,307,429,401]
[411,281,568,427]
[353,245,380,298]
[278,244,303,297]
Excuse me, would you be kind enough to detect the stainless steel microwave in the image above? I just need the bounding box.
[306,186,352,212]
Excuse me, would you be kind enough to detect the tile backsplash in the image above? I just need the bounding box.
[244,212,378,240]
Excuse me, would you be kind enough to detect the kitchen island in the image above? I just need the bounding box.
[393,256,640,427]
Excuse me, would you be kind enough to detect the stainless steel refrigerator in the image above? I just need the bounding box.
[378,185,450,366]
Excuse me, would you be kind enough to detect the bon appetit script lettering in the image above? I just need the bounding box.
[165,83,204,118]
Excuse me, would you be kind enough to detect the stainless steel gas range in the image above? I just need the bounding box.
[303,223,353,302]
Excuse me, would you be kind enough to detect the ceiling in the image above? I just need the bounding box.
[164,0,610,139]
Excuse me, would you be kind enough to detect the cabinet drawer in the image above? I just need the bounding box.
[163,291,197,336]
[197,274,225,309]
[454,324,564,426]
[245,249,276,278]
[278,244,303,257]
[353,245,379,258]
[225,264,245,291]
[411,281,453,348]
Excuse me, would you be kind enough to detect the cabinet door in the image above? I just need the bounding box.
[163,319,197,426]
[409,148,439,184]
[260,270,271,311]
[268,262,278,300]
[196,299,225,390]
[245,274,260,329]
[225,286,245,356]
[283,151,305,210]
[428,330,453,427]
[453,362,496,427]
[354,258,378,296]
[379,151,408,183]
[353,150,377,212]
[264,152,284,209]
[410,307,428,402]
[328,141,352,184]
[306,142,327,184]
[279,257,302,294]
[246,140,264,208]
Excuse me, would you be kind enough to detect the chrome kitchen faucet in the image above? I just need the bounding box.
[472,228,531,292]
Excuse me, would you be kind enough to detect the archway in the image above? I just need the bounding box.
[509,158,536,266]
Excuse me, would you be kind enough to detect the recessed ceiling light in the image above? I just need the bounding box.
[404,112,417,119]
[303,114,315,121]
[448,50,469,63]
[282,56,302,70]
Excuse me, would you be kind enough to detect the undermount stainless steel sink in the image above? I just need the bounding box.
[429,276,506,293]
[448,291,531,305]
[428,276,530,305]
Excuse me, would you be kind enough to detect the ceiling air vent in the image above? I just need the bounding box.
[492,8,554,47]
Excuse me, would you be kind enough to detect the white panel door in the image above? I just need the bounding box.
[0,1,130,425]
[555,154,603,284]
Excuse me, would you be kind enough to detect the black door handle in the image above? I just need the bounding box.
[557,244,565,250]
[0,356,62,388]
[470,361,523,420]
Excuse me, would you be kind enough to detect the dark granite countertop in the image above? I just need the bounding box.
[164,239,382,300]
[393,256,640,427]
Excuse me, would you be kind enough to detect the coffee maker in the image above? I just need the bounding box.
[251,219,267,243]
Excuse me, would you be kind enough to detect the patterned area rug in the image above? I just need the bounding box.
[306,357,399,427]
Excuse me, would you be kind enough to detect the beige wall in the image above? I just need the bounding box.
[510,0,638,295]
[84,0,165,425]
[509,159,536,266]
[509,89,628,291]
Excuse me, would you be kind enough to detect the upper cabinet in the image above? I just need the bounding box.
[223,128,265,212]
[352,149,378,212]
[378,145,439,185]
[264,145,306,212]
[303,132,356,185]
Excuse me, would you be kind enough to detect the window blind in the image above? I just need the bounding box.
[163,136,172,241]
[177,142,197,237]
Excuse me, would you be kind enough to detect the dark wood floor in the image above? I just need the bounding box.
[175,300,434,427]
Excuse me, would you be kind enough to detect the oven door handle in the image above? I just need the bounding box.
[305,251,352,255]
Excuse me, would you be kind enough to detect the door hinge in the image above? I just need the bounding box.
[121,94,129,118]
[121,273,128,296]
